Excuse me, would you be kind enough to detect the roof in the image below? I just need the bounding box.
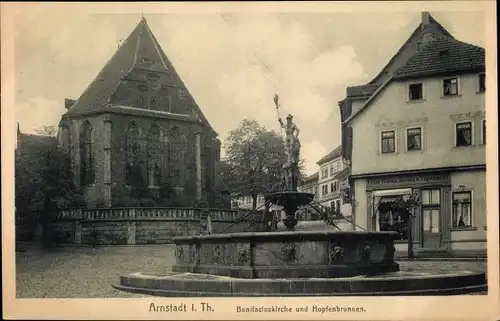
[346,37,485,125]
[317,145,342,165]
[346,84,380,98]
[393,37,485,79]
[367,13,453,85]
[302,172,319,184]
[18,133,58,150]
[343,12,453,101]
[63,17,215,134]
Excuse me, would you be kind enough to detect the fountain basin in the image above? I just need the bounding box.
[171,230,400,279]
[114,270,487,296]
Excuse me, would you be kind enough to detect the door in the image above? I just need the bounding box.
[421,188,442,248]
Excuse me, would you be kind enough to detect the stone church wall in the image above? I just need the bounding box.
[65,113,220,209]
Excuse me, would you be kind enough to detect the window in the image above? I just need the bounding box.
[377,196,409,240]
[478,73,486,92]
[126,122,142,186]
[147,125,162,187]
[408,83,423,101]
[381,130,396,154]
[482,120,486,144]
[321,185,328,196]
[456,122,472,147]
[329,166,334,176]
[406,127,422,151]
[80,121,95,185]
[321,168,328,179]
[443,78,459,96]
[337,162,342,172]
[138,95,149,109]
[335,200,341,211]
[421,189,441,233]
[452,191,472,228]
[161,90,171,112]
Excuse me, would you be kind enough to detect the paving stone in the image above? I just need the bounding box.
[15,244,487,298]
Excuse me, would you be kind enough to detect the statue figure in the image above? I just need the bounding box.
[278,114,301,164]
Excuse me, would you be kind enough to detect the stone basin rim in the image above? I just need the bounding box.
[173,230,400,242]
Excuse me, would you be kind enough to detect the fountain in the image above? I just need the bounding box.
[113,97,487,296]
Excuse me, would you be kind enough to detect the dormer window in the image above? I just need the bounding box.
[439,49,449,57]
[142,57,153,64]
[408,83,423,101]
[443,77,459,96]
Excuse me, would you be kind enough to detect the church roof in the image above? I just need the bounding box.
[393,37,485,79]
[64,17,215,133]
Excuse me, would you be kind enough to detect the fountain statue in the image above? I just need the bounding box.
[113,94,487,297]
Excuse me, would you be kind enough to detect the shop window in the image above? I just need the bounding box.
[456,122,472,147]
[335,200,341,211]
[376,196,409,240]
[443,77,459,96]
[406,127,422,151]
[422,189,441,233]
[381,130,396,154]
[452,191,472,228]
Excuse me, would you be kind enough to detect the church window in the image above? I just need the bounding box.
[168,126,185,187]
[138,95,149,109]
[126,122,142,186]
[80,121,95,185]
[161,90,171,112]
[147,125,162,187]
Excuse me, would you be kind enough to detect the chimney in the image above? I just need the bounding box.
[418,11,436,51]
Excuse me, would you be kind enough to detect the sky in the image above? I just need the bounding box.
[13,5,485,175]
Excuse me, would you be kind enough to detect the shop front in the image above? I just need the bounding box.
[364,171,453,253]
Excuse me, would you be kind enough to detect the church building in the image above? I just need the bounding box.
[57,17,222,208]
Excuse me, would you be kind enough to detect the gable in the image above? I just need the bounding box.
[63,17,216,135]
[368,14,454,86]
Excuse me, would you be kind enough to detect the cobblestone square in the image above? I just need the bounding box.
[15,245,487,298]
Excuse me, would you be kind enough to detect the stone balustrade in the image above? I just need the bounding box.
[15,207,265,245]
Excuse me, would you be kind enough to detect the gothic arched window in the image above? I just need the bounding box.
[80,121,95,185]
[126,122,142,186]
[168,126,186,187]
[147,124,162,187]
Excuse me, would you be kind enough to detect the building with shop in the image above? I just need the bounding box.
[341,12,486,256]
[52,17,222,208]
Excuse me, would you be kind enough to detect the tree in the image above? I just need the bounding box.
[222,119,287,210]
[15,133,85,212]
[391,194,421,259]
[34,125,57,137]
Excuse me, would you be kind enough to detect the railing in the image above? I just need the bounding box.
[16,207,242,222]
